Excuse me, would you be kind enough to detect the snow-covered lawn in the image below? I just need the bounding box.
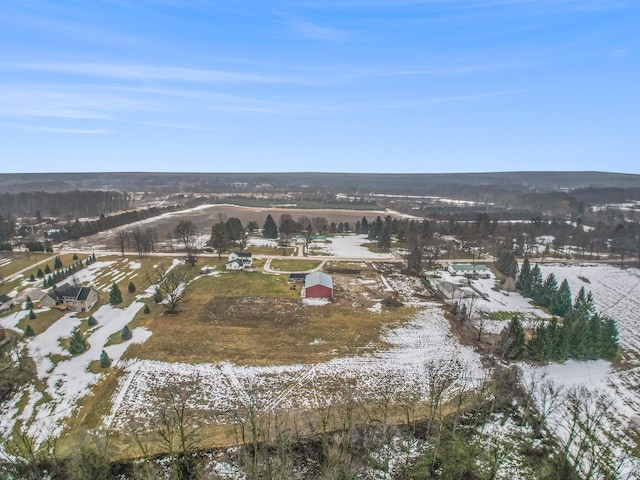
[104,302,483,432]
[312,234,395,258]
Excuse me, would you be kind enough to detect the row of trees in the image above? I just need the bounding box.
[3,362,627,479]
[495,259,619,362]
[0,190,129,218]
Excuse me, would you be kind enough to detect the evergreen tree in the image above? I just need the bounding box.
[121,325,132,340]
[37,267,44,278]
[516,258,531,294]
[54,256,63,269]
[29,309,36,320]
[496,317,526,360]
[43,278,48,288]
[100,350,110,368]
[361,216,369,234]
[496,250,518,279]
[262,214,278,239]
[47,276,54,287]
[539,273,558,308]
[87,316,97,327]
[600,317,619,359]
[143,303,151,314]
[573,287,595,317]
[530,264,543,302]
[44,264,51,274]
[24,324,35,337]
[128,281,136,293]
[72,253,78,260]
[68,327,86,354]
[29,273,35,282]
[109,283,123,305]
[550,279,572,317]
[25,296,33,309]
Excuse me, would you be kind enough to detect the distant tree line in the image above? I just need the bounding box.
[0,190,129,218]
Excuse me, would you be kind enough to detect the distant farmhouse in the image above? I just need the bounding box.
[226,252,253,270]
[447,263,490,278]
[304,272,333,299]
[40,283,99,312]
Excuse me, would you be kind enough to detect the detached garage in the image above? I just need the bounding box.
[304,272,333,299]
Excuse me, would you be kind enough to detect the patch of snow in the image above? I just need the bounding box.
[303,297,330,306]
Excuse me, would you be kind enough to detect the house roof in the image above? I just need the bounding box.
[232,251,252,258]
[305,272,333,290]
[52,283,95,301]
[226,259,244,266]
[289,273,306,279]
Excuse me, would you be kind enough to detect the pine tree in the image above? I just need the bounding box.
[24,324,35,337]
[530,264,543,302]
[25,296,33,309]
[496,317,526,360]
[37,268,44,278]
[263,214,278,239]
[47,276,54,287]
[516,258,531,295]
[72,253,78,260]
[44,264,51,274]
[109,283,123,305]
[29,309,36,320]
[68,327,86,354]
[143,303,151,314]
[29,274,35,282]
[100,350,110,368]
[128,281,136,293]
[43,278,48,288]
[87,316,97,327]
[54,256,63,269]
[550,279,572,317]
[496,250,518,279]
[539,273,558,308]
[121,325,132,340]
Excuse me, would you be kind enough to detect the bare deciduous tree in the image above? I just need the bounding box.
[152,267,190,314]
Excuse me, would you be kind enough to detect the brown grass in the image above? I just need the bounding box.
[124,269,409,365]
[269,259,322,272]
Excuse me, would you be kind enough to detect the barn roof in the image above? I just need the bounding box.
[305,272,333,290]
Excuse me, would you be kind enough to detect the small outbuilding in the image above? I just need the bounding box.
[304,272,333,299]
[288,273,306,283]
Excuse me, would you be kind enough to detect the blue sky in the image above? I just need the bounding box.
[0,0,638,174]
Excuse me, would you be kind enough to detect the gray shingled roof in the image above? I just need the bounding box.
[304,272,333,290]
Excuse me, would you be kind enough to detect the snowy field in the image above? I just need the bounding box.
[311,234,396,258]
[0,257,159,448]
[104,303,483,431]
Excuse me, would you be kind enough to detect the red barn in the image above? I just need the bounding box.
[304,272,333,299]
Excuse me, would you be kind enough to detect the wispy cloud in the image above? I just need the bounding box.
[0,85,141,119]
[4,62,303,85]
[279,14,351,41]
[0,121,110,134]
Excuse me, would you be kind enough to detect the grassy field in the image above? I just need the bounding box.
[124,269,409,365]
[0,253,80,283]
[16,308,65,336]
[0,252,57,278]
[269,259,322,272]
